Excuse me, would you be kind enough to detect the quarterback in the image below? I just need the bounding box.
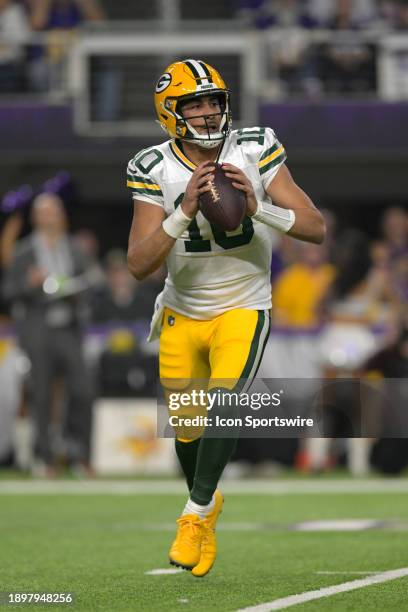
[127,59,325,576]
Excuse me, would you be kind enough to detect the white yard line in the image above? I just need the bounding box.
[114,519,402,532]
[2,478,408,495]
[315,571,382,575]
[293,519,383,531]
[235,567,408,611]
[145,568,183,575]
[124,522,265,532]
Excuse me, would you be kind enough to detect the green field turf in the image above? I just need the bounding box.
[1,483,408,611]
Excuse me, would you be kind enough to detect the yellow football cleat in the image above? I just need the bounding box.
[204,489,224,530]
[192,489,224,577]
[168,514,203,570]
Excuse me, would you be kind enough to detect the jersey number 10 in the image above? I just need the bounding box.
[174,194,254,253]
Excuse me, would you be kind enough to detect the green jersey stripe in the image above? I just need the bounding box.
[127,173,157,186]
[259,143,279,161]
[130,187,163,197]
[259,153,286,175]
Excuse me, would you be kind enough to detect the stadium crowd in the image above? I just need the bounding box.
[1,0,408,96]
[0,196,406,476]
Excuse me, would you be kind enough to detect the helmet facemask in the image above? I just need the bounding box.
[162,92,231,149]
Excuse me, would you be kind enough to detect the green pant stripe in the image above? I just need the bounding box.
[251,318,270,379]
[232,310,266,392]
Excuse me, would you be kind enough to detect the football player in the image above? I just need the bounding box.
[127,59,325,576]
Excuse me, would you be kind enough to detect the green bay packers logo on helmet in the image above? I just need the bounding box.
[154,59,231,149]
[156,73,172,93]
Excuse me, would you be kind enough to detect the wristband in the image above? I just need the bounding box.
[253,200,296,233]
[162,206,192,239]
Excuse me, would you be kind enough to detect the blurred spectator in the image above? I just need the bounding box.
[28,0,105,30]
[312,228,401,473]
[381,206,407,303]
[26,0,105,92]
[270,232,296,281]
[1,193,95,476]
[73,227,100,261]
[270,209,337,282]
[92,249,159,324]
[73,228,105,293]
[318,0,377,94]
[305,230,388,475]
[377,0,400,29]
[0,0,29,93]
[91,249,161,398]
[0,211,24,268]
[0,336,23,466]
[365,314,408,377]
[394,0,408,29]
[260,242,333,378]
[0,211,26,468]
[244,241,334,476]
[273,1,320,96]
[321,229,399,373]
[369,239,404,318]
[272,241,335,328]
[381,205,407,257]
[26,0,122,121]
[363,317,408,474]
[307,0,379,27]
[237,0,318,29]
[238,0,320,95]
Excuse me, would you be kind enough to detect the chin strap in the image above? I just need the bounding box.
[184,137,224,149]
[182,111,228,149]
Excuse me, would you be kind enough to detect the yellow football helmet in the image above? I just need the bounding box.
[154,59,231,149]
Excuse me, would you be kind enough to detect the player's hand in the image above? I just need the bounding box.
[181,161,215,218]
[222,163,258,216]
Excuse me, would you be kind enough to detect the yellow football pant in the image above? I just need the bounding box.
[160,307,270,440]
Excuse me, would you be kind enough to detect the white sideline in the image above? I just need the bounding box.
[235,567,408,611]
[145,568,183,575]
[315,571,382,575]
[115,518,399,532]
[2,478,408,495]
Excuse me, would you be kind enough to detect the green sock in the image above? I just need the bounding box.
[175,438,201,492]
[190,437,237,505]
[190,387,239,505]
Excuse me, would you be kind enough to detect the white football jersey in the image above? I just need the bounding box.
[127,127,286,320]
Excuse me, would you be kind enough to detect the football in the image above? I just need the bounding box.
[198,164,247,231]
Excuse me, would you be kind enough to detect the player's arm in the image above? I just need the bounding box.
[127,161,214,280]
[264,164,325,244]
[223,162,325,245]
[127,201,169,281]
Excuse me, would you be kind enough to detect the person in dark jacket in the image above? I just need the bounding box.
[2,193,95,475]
